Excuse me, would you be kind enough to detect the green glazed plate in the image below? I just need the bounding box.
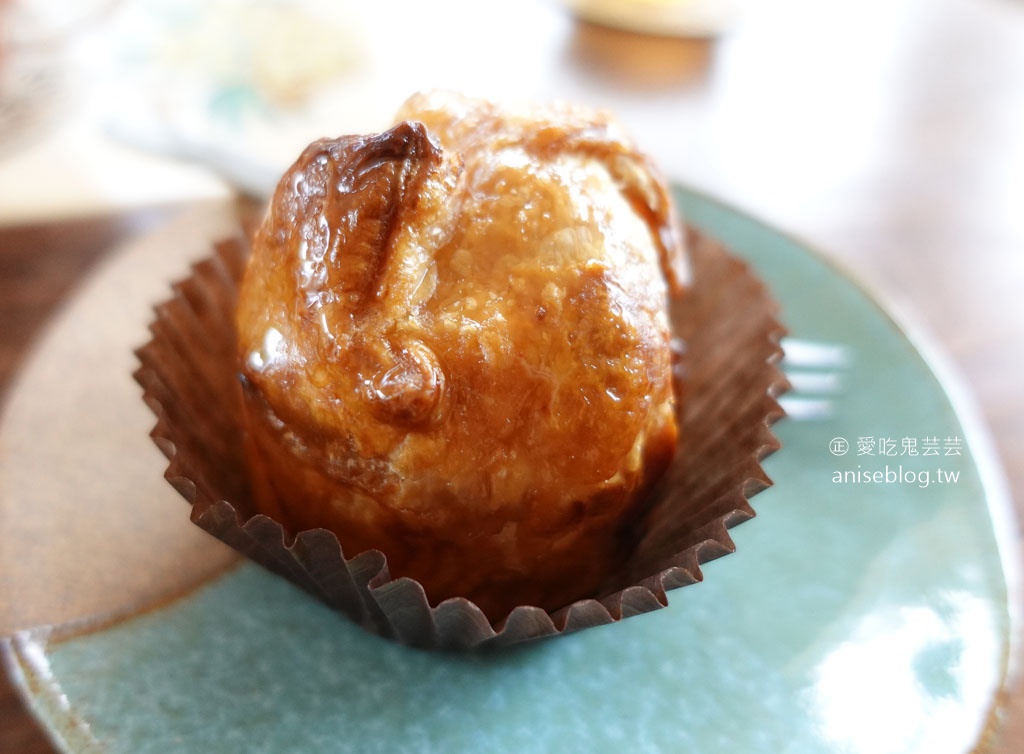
[3,186,1015,753]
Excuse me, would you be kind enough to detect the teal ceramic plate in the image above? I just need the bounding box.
[3,187,1015,753]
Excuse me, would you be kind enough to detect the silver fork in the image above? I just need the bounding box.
[779,337,850,421]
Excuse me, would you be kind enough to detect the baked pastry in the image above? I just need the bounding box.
[235,91,688,620]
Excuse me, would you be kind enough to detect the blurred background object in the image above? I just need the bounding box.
[567,21,715,88]
[0,0,113,159]
[563,0,749,37]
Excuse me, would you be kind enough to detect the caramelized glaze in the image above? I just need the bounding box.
[236,91,687,620]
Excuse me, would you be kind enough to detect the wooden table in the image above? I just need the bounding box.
[0,208,178,753]
[2,0,1023,750]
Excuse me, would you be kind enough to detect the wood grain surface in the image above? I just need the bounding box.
[0,209,178,754]
[2,0,1023,751]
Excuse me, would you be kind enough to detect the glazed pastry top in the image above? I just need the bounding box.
[236,91,685,610]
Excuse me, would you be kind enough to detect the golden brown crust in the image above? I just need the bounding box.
[236,91,686,620]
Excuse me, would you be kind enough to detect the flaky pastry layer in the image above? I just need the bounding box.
[236,91,687,619]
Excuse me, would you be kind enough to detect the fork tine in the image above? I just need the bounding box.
[784,370,843,395]
[779,396,836,422]
[780,338,850,369]
[779,338,849,421]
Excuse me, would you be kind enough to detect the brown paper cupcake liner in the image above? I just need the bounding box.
[134,226,787,650]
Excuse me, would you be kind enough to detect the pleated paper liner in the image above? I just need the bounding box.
[135,227,787,650]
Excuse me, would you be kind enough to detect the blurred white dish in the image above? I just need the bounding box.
[563,0,748,37]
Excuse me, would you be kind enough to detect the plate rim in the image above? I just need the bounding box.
[3,185,1019,752]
